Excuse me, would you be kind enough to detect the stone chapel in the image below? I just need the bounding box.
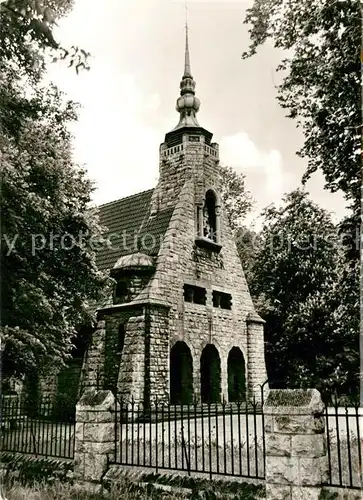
[78,29,268,406]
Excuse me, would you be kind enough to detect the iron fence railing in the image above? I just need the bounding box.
[0,395,75,459]
[111,396,265,481]
[323,401,362,490]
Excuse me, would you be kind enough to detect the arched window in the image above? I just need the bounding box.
[196,189,221,250]
[115,280,128,303]
[227,347,246,402]
[170,341,193,405]
[200,344,221,403]
[203,190,217,242]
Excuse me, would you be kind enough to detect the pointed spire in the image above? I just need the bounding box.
[172,17,201,130]
[184,23,192,78]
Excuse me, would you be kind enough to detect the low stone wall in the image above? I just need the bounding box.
[73,387,360,500]
[0,452,73,485]
[321,487,362,500]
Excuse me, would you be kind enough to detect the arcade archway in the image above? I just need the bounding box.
[200,344,221,403]
[227,347,246,402]
[170,341,193,404]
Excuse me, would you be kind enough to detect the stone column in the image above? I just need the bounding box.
[215,205,221,244]
[74,389,116,488]
[148,305,170,404]
[246,312,268,402]
[79,320,105,392]
[117,315,145,403]
[264,388,328,500]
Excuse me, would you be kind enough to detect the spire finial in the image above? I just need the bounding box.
[184,1,192,77]
[172,3,201,130]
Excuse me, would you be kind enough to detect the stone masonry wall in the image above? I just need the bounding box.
[88,134,267,405]
[137,135,267,402]
[117,313,145,403]
[103,309,142,392]
[147,305,170,403]
[247,315,268,401]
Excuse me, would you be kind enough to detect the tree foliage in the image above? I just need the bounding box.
[220,165,254,232]
[0,2,109,380]
[242,0,360,398]
[248,190,359,397]
[1,0,90,78]
[0,72,110,378]
[243,0,361,207]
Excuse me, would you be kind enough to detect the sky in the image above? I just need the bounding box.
[48,0,347,228]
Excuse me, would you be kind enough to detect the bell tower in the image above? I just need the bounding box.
[150,24,221,249]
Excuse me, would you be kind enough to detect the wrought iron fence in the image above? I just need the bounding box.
[111,396,265,480]
[0,395,75,459]
[323,401,362,490]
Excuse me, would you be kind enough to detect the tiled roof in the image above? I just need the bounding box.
[96,189,174,271]
[137,207,175,256]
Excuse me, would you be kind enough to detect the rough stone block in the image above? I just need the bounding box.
[80,440,114,455]
[83,422,114,443]
[265,433,291,457]
[73,454,85,479]
[298,456,327,486]
[266,484,291,500]
[274,414,314,434]
[75,422,84,442]
[291,486,322,500]
[77,409,113,424]
[83,452,108,482]
[264,415,274,433]
[265,456,299,485]
[291,434,325,458]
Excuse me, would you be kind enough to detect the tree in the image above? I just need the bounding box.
[243,0,360,398]
[219,165,254,232]
[1,0,90,78]
[243,0,360,208]
[235,225,262,287]
[1,79,110,379]
[0,14,109,380]
[248,189,359,397]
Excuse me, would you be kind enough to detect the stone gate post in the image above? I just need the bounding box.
[263,389,328,500]
[74,389,117,488]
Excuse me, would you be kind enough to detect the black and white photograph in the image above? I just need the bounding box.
[0,1,361,499]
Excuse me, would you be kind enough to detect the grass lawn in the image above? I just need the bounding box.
[2,482,175,500]
[1,479,265,500]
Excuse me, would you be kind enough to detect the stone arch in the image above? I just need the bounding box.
[170,341,193,405]
[200,344,221,403]
[227,347,246,402]
[203,190,217,241]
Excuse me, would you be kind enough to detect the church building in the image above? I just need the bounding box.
[80,29,268,406]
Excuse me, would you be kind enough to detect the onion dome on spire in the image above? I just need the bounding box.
[173,24,201,130]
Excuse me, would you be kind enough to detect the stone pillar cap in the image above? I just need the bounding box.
[263,388,324,415]
[77,388,115,411]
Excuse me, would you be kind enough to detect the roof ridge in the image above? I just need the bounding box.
[97,188,154,208]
